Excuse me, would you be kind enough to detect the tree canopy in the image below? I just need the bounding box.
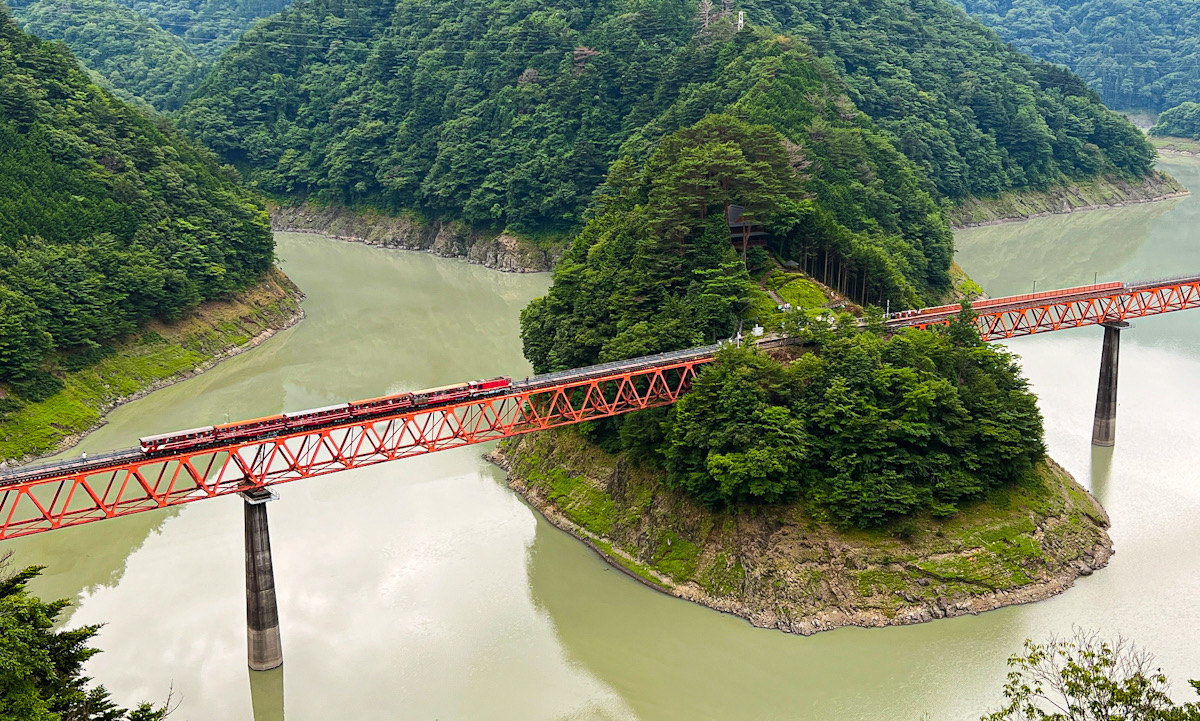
[661,317,1044,527]
[1151,102,1200,141]
[6,0,292,112]
[11,0,206,111]
[0,8,274,393]
[950,0,1200,114]
[984,630,1200,721]
[0,558,165,721]
[749,0,1154,200]
[179,0,1152,232]
[521,110,951,380]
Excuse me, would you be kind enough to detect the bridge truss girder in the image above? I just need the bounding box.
[903,279,1200,341]
[0,359,707,540]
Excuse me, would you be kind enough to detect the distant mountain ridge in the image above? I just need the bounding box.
[5,0,291,110]
[949,0,1200,114]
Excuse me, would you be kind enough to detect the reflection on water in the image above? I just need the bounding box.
[250,667,284,721]
[1090,445,1114,508]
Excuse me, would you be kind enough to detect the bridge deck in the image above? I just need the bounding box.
[1,275,1198,539]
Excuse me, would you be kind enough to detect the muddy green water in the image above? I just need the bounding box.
[7,160,1200,720]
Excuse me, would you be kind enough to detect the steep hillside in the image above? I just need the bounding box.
[179,0,1154,231]
[1152,103,1200,141]
[12,0,205,111]
[950,0,1200,114]
[6,0,291,111]
[0,7,275,397]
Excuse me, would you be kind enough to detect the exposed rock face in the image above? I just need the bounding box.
[947,170,1189,229]
[270,202,557,272]
[494,430,1114,636]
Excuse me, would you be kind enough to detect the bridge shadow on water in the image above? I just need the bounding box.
[522,509,1033,721]
[6,508,179,621]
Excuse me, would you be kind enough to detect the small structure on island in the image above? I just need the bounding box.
[727,204,767,258]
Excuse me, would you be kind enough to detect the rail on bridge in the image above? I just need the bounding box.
[2,272,1197,669]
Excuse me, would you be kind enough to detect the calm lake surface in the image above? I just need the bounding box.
[7,158,1200,720]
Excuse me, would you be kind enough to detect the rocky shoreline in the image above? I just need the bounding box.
[270,202,558,273]
[0,267,306,468]
[490,431,1113,636]
[947,170,1188,229]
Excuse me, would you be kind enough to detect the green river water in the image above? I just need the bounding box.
[6,158,1200,720]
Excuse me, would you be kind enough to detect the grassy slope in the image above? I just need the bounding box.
[0,267,302,463]
[503,428,1111,632]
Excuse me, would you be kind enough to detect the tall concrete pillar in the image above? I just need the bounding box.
[243,489,283,671]
[1091,322,1128,447]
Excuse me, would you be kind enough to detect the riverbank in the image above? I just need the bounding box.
[0,267,305,466]
[494,429,1112,636]
[270,202,559,273]
[1151,136,1200,158]
[946,171,1188,229]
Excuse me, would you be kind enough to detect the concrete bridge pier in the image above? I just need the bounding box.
[1092,321,1129,447]
[242,488,283,671]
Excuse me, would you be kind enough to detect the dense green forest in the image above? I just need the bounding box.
[180,0,1152,229]
[664,326,1043,527]
[11,0,205,111]
[1152,102,1200,140]
[6,0,290,111]
[520,111,1043,527]
[0,7,274,397]
[0,559,165,720]
[112,0,291,59]
[950,0,1200,114]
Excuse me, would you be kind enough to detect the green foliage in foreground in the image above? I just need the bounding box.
[951,0,1200,114]
[0,559,165,721]
[1152,103,1200,142]
[12,0,206,111]
[0,9,274,389]
[984,630,1200,721]
[659,313,1044,528]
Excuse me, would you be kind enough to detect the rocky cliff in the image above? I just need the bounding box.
[495,429,1113,635]
[270,203,557,272]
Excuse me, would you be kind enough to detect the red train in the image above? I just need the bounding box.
[139,377,512,454]
[895,281,1125,320]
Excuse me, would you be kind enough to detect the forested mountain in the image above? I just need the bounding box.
[519,110,1045,526]
[180,0,1152,230]
[112,0,292,59]
[1151,102,1200,141]
[6,0,291,111]
[0,7,274,395]
[951,0,1200,114]
[12,0,205,111]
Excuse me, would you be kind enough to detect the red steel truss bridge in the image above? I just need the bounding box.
[2,273,1198,540]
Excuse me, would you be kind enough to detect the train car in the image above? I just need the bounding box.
[468,377,511,394]
[349,392,416,418]
[282,403,352,430]
[415,383,472,405]
[973,281,1123,310]
[214,414,287,442]
[140,426,217,454]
